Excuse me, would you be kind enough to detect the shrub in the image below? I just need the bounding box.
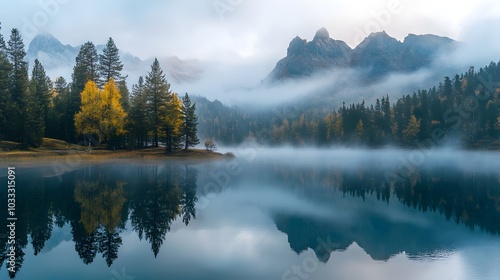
[204,138,217,151]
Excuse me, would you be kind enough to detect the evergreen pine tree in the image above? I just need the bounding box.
[30,59,51,123]
[182,92,199,150]
[382,95,392,139]
[99,37,125,86]
[72,42,99,93]
[128,76,149,148]
[0,23,13,139]
[7,28,29,144]
[48,77,69,140]
[27,59,52,147]
[117,80,130,112]
[145,58,171,147]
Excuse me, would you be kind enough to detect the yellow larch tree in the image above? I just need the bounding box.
[100,79,127,143]
[403,114,421,143]
[74,81,101,141]
[74,80,127,145]
[163,93,183,153]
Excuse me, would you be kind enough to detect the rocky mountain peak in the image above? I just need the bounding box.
[265,28,352,82]
[28,33,66,52]
[287,36,307,56]
[313,27,330,41]
[265,29,456,82]
[356,31,400,49]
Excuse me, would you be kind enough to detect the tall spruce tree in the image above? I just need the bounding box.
[47,76,69,140]
[99,38,129,116]
[27,59,52,147]
[0,23,13,139]
[99,37,125,85]
[73,42,99,94]
[7,28,29,144]
[128,76,149,148]
[181,93,199,150]
[30,59,51,123]
[117,80,130,112]
[145,58,171,147]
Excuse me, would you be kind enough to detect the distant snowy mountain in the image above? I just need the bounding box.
[26,33,204,85]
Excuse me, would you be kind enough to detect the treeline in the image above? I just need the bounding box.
[321,65,500,147]
[197,63,500,147]
[0,25,199,151]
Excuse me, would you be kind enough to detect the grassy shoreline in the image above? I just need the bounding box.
[0,138,233,165]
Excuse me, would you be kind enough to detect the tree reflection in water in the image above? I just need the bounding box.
[0,163,198,278]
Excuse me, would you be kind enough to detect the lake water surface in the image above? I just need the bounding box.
[1,148,499,280]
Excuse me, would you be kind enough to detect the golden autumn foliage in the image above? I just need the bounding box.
[164,93,183,137]
[74,180,127,233]
[74,79,127,143]
[74,81,101,137]
[403,114,421,142]
[100,79,127,140]
[160,93,184,152]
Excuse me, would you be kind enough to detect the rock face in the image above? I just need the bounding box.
[267,28,352,81]
[26,33,79,70]
[401,33,456,72]
[350,31,404,78]
[265,28,456,82]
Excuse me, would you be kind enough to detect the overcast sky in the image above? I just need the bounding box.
[1,0,500,104]
[1,0,499,60]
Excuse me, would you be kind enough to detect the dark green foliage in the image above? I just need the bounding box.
[182,93,199,150]
[145,58,171,147]
[72,42,99,94]
[7,28,30,144]
[0,23,13,140]
[117,80,130,112]
[26,59,52,147]
[194,96,253,145]
[46,77,70,141]
[128,76,150,148]
[99,37,125,86]
[30,60,51,121]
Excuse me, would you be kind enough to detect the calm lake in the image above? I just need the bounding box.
[1,148,499,280]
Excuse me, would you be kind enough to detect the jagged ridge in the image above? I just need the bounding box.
[265,28,456,82]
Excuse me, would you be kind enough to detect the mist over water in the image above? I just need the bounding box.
[229,146,500,174]
[1,147,499,280]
